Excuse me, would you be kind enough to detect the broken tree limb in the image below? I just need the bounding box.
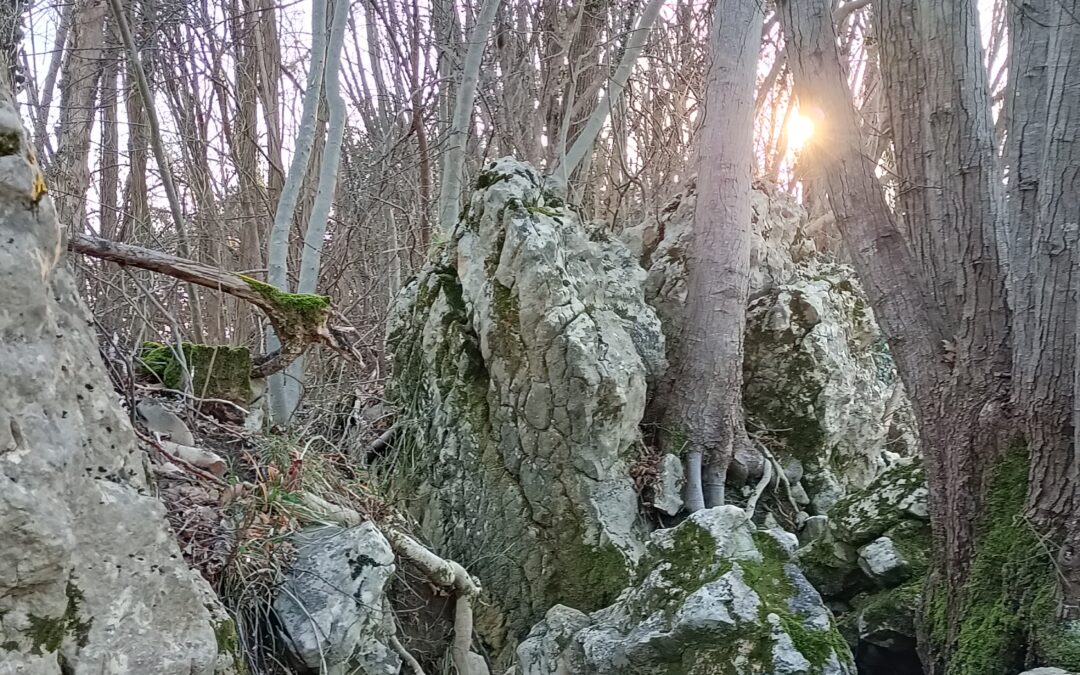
[69,233,359,377]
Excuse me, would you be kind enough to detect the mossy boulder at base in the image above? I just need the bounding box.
[515,506,855,674]
[795,458,930,673]
[385,158,666,656]
[139,342,253,404]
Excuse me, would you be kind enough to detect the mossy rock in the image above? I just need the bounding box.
[138,342,253,404]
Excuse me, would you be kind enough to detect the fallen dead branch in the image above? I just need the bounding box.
[69,233,362,377]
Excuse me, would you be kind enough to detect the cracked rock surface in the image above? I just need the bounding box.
[387,158,665,652]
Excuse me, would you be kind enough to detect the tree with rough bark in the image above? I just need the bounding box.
[661,0,762,511]
[780,0,1080,670]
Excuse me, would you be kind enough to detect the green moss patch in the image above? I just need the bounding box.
[21,581,92,655]
[238,276,330,335]
[937,444,1080,674]
[138,342,253,403]
[744,533,853,673]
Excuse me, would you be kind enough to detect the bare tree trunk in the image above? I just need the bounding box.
[661,0,762,511]
[109,0,205,342]
[280,0,351,420]
[49,0,106,234]
[266,0,329,424]
[31,0,72,165]
[436,0,501,233]
[786,0,1080,670]
[1009,0,1080,615]
[550,0,664,185]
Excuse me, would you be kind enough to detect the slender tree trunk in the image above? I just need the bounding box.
[266,0,329,424]
[436,0,501,233]
[49,0,106,233]
[278,0,351,419]
[550,0,664,185]
[661,0,762,511]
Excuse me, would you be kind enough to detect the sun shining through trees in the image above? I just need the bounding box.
[786,107,815,152]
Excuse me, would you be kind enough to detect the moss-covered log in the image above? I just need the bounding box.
[69,233,351,376]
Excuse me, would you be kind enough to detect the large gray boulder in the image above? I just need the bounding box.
[0,101,234,671]
[515,506,855,675]
[275,524,399,674]
[387,158,665,650]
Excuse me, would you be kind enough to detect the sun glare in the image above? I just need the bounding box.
[787,110,816,152]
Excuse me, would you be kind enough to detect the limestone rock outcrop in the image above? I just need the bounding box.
[795,459,930,674]
[0,97,234,672]
[515,506,855,675]
[386,158,665,649]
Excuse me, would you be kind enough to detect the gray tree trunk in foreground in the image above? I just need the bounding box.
[784,0,1080,669]
[662,0,762,511]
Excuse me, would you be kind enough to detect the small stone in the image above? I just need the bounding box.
[858,536,911,587]
[1018,669,1074,675]
[136,399,196,446]
[783,458,804,484]
[810,471,845,515]
[800,515,829,544]
[790,481,811,506]
[652,454,685,516]
[901,486,930,520]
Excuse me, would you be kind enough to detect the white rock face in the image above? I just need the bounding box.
[387,158,665,645]
[514,506,855,675]
[0,104,232,671]
[651,453,684,516]
[275,524,399,674]
[857,537,911,587]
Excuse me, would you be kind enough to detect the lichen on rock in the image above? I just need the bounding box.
[515,506,855,675]
[386,158,665,654]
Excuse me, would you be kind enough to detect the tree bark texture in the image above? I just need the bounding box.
[785,0,1080,668]
[49,0,106,233]
[662,0,762,511]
